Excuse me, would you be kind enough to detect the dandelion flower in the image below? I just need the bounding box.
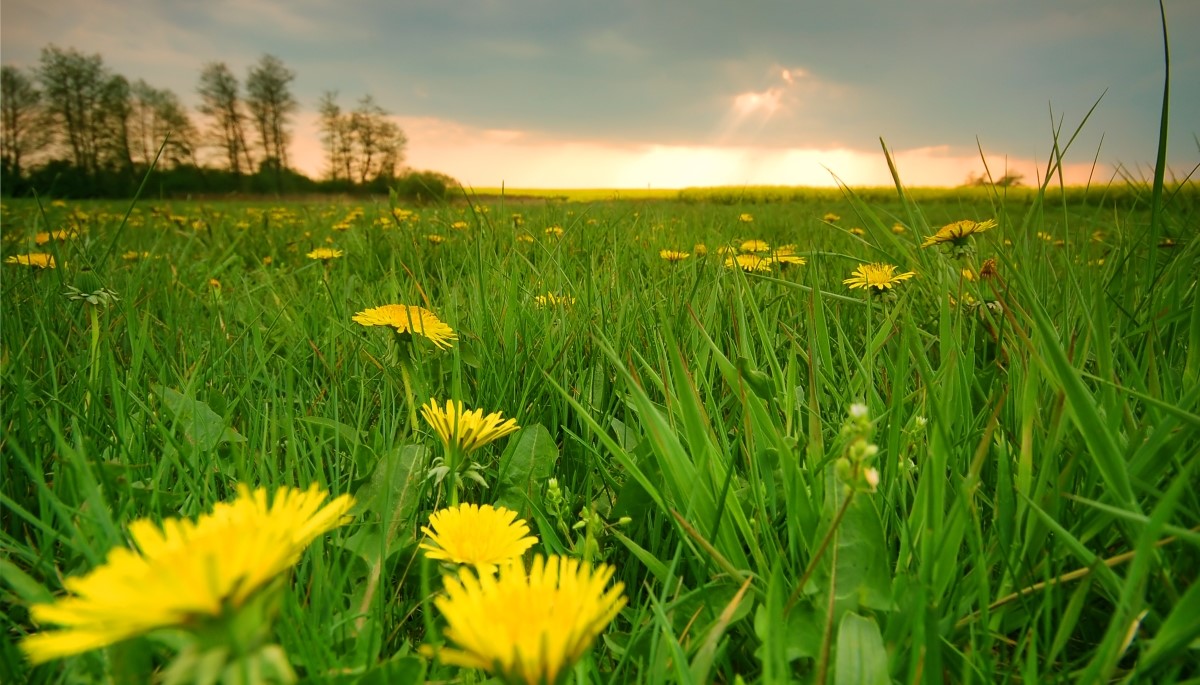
[920,219,996,249]
[823,212,841,223]
[849,227,865,237]
[544,226,564,238]
[425,555,626,685]
[693,243,708,256]
[420,503,538,573]
[534,293,575,308]
[353,304,457,349]
[421,399,520,455]
[739,239,770,253]
[306,247,343,261]
[5,253,56,269]
[725,254,772,272]
[122,251,150,261]
[771,245,807,266]
[35,229,75,245]
[891,223,907,234]
[659,249,690,262]
[516,233,535,244]
[426,234,446,245]
[20,484,354,665]
[450,221,469,230]
[843,263,916,292]
[738,213,754,223]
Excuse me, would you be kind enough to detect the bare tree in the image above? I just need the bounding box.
[348,94,407,183]
[37,45,108,174]
[99,74,134,171]
[317,91,342,180]
[1,65,49,181]
[197,62,253,174]
[374,118,407,181]
[245,54,297,178]
[130,80,197,168]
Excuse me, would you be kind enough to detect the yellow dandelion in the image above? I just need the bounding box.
[843,263,917,292]
[534,293,575,308]
[772,245,807,266]
[5,253,56,269]
[353,304,457,349]
[306,247,344,261]
[511,213,525,227]
[208,278,223,290]
[421,399,520,455]
[891,223,907,234]
[424,555,626,685]
[544,226,564,238]
[20,485,354,665]
[420,503,538,573]
[450,221,469,230]
[35,229,75,245]
[738,213,754,223]
[261,255,273,266]
[725,254,772,272]
[50,199,68,208]
[920,219,997,248]
[426,234,446,245]
[823,212,841,223]
[121,251,150,261]
[693,243,708,256]
[659,249,690,262]
[849,227,865,236]
[332,221,352,231]
[516,233,535,244]
[961,268,976,282]
[739,239,770,253]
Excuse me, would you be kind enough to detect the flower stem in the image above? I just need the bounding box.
[88,305,101,385]
[397,353,417,437]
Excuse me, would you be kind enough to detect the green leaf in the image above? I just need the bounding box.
[754,598,821,664]
[152,384,246,451]
[350,444,429,552]
[1140,575,1200,672]
[495,423,559,519]
[818,493,895,620]
[299,416,363,447]
[835,612,890,685]
[354,655,426,685]
[0,558,53,604]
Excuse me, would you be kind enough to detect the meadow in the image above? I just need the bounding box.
[1,175,1198,684]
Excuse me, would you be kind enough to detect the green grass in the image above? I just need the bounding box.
[2,177,1198,683]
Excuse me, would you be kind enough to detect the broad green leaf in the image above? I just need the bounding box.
[495,423,558,518]
[835,612,889,685]
[152,384,245,451]
[350,444,428,548]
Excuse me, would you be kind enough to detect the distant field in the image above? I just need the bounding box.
[469,182,1194,207]
[2,182,1197,683]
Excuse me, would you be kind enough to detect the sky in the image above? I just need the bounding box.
[2,0,1198,188]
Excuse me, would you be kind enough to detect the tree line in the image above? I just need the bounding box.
[1,45,431,198]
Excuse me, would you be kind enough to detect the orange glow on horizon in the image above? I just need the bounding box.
[288,113,1107,189]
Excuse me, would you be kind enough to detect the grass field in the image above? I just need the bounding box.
[2,176,1198,683]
